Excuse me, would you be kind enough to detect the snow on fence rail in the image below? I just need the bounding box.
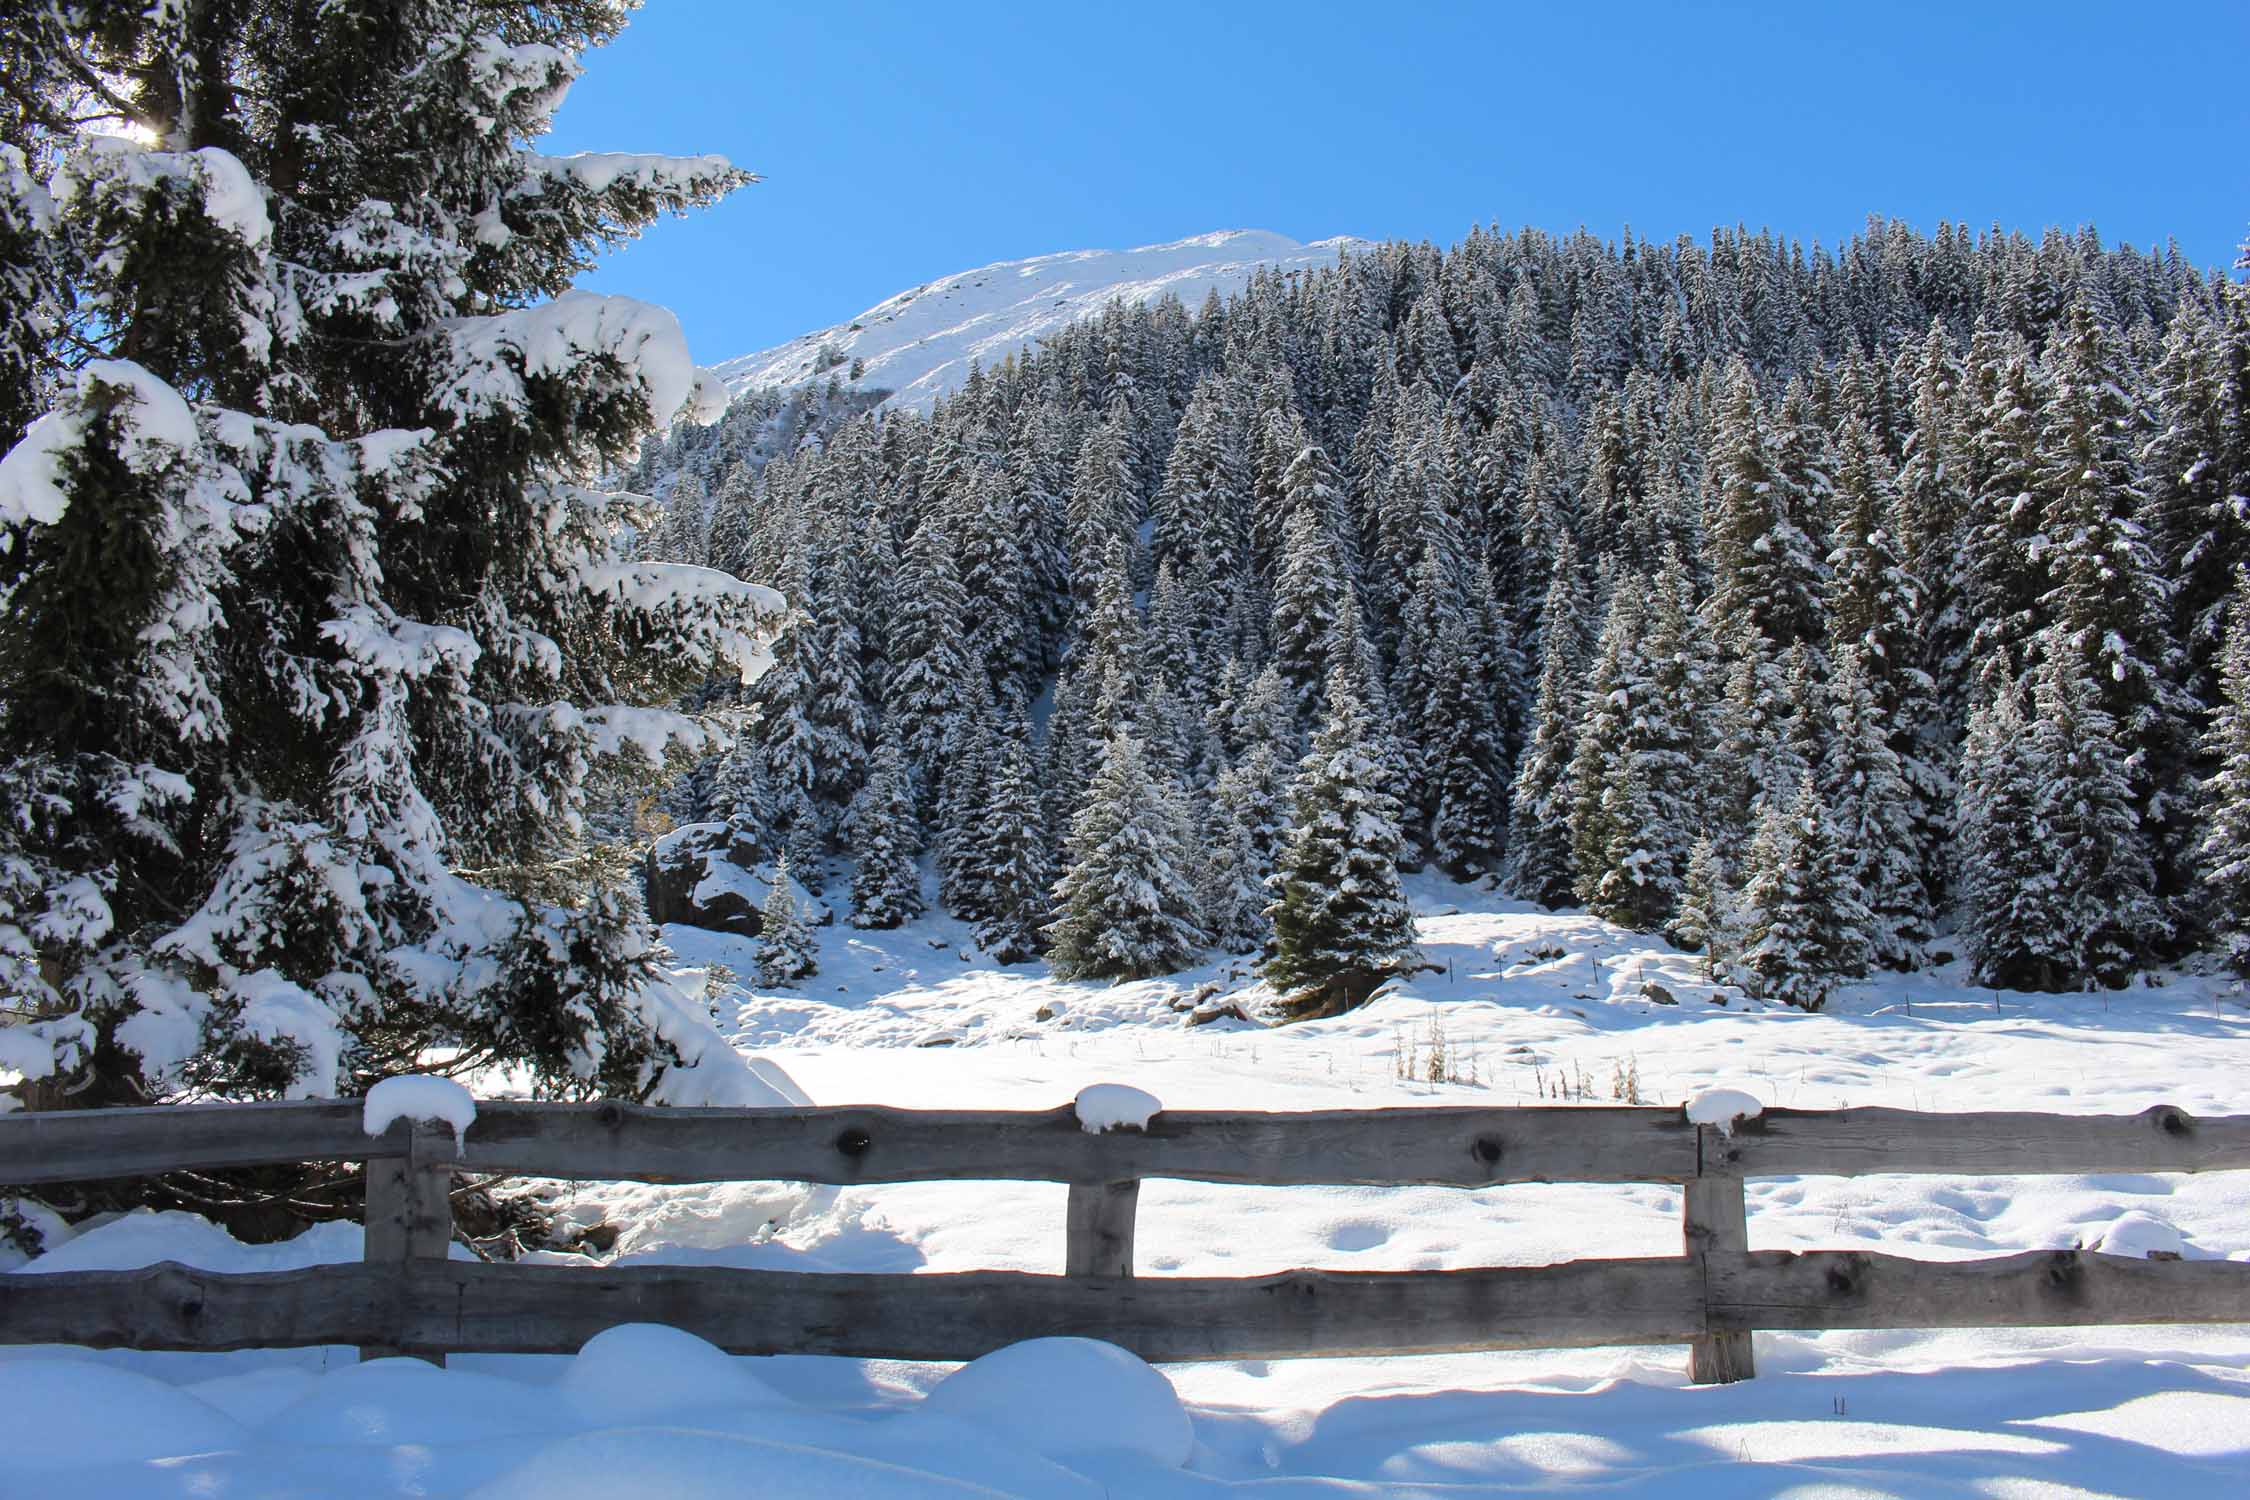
[2,1099,2247,1382]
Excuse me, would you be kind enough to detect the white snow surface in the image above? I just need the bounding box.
[710,229,1369,413]
[364,1074,479,1148]
[12,876,2250,1496]
[1073,1081,1162,1134]
[1685,1086,1765,1136]
[921,1336,1193,1466]
[2091,1209,2188,1259]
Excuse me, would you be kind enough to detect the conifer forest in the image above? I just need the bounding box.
[634,223,2250,1010]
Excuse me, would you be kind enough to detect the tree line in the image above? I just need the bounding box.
[635,218,2250,1008]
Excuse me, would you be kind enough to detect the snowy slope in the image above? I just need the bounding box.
[710,229,1368,413]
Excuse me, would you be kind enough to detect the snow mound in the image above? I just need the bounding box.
[0,1358,246,1471]
[1074,1083,1161,1134]
[920,1337,1193,1467]
[469,1427,1023,1500]
[13,1209,361,1275]
[2090,1211,2187,1259]
[1686,1087,1764,1136]
[364,1073,477,1149]
[257,1356,565,1446]
[711,229,1370,413]
[560,1323,787,1423]
[182,1366,322,1427]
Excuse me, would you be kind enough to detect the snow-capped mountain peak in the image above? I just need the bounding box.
[710,229,1367,413]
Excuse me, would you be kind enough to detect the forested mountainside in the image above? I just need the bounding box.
[630,219,2250,1006]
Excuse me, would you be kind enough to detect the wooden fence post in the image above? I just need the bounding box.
[1065,1179,1140,1278]
[1684,1143,1754,1383]
[361,1120,454,1365]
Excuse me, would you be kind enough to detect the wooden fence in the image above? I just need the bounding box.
[3,1098,2248,1383]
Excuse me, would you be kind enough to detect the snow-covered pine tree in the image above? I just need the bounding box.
[1588,556,1705,931]
[0,139,57,453]
[1066,397,1140,599]
[972,729,1051,964]
[1263,671,1421,1016]
[755,855,818,987]
[2144,297,2248,697]
[1502,535,1593,906]
[1957,342,2049,693]
[1567,587,1643,906]
[2196,576,2250,973]
[2023,627,2167,988]
[1735,775,1869,1010]
[803,521,872,819]
[1671,834,1732,976]
[707,728,771,845]
[650,471,710,565]
[1045,733,1204,980]
[0,4,769,1105]
[953,462,1028,694]
[1422,612,1508,878]
[2034,295,2195,907]
[1270,503,1348,720]
[886,513,971,811]
[1821,647,1932,969]
[1197,758,1278,954]
[1955,670,2060,989]
[936,674,998,920]
[1707,361,1826,655]
[847,730,924,929]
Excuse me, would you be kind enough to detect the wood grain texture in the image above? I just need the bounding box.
[1,1257,1710,1361]
[359,1120,455,1364]
[449,1101,1699,1187]
[1705,1248,2250,1331]
[9,1248,2244,1361]
[0,1099,389,1184]
[1065,1180,1139,1277]
[0,1261,394,1351]
[1699,1105,2250,1179]
[1683,1166,1755,1383]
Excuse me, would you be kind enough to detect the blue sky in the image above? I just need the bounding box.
[547,2,2249,363]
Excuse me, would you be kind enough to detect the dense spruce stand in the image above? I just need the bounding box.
[639,220,2250,1005]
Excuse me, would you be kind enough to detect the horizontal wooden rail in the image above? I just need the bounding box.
[4,1098,2246,1383]
[11,1100,2243,1189]
[1700,1104,2250,1178]
[7,1251,2244,1362]
[455,1101,1700,1186]
[1706,1247,2250,1333]
[0,1099,389,1184]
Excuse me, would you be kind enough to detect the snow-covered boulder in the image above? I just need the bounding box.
[920,1337,1193,1467]
[644,822,832,936]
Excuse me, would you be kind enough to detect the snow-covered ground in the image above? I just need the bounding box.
[9,875,2250,1497]
[708,229,1369,413]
